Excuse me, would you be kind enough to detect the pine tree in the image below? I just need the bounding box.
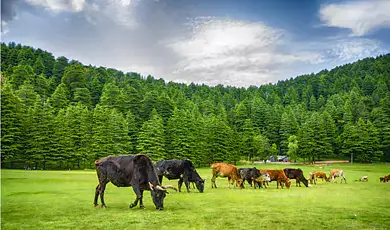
[137,109,166,160]
[241,119,255,161]
[279,107,299,154]
[99,82,125,112]
[9,65,35,90]
[47,83,70,113]
[61,64,87,100]
[73,87,92,108]
[33,56,45,75]
[126,110,139,154]
[108,109,131,155]
[1,82,24,162]
[53,56,69,85]
[253,134,271,162]
[287,135,299,162]
[27,96,55,169]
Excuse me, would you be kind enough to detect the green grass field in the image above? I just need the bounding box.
[2,163,390,230]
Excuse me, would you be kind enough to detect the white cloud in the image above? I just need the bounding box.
[326,38,385,62]
[82,0,139,29]
[1,21,10,35]
[165,17,324,87]
[319,0,390,36]
[5,1,388,88]
[24,0,139,29]
[25,0,86,13]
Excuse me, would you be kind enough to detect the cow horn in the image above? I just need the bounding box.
[162,185,178,192]
[149,182,154,190]
[155,185,166,191]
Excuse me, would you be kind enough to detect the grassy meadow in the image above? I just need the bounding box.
[1,163,390,230]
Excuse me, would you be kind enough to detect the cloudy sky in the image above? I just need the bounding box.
[2,0,390,87]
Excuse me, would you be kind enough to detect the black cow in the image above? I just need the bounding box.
[155,159,205,193]
[283,168,309,187]
[238,167,270,189]
[94,154,176,210]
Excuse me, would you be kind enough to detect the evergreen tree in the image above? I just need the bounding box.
[126,110,139,154]
[53,56,69,85]
[47,83,70,113]
[287,135,299,162]
[33,56,45,75]
[1,82,24,162]
[137,109,166,160]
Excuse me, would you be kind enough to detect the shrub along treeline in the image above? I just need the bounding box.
[1,42,390,169]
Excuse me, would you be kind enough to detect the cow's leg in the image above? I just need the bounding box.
[159,175,164,185]
[211,174,217,189]
[248,178,253,187]
[183,176,191,193]
[129,185,142,208]
[139,190,145,209]
[227,177,231,188]
[342,176,347,184]
[99,182,108,208]
[178,177,184,192]
[94,184,100,207]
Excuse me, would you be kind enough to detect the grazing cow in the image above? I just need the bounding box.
[155,159,205,193]
[253,173,271,189]
[358,176,368,182]
[308,171,328,185]
[283,168,309,187]
[94,154,176,210]
[259,169,291,189]
[211,163,243,189]
[238,167,270,189]
[380,174,390,182]
[385,174,390,182]
[327,169,347,184]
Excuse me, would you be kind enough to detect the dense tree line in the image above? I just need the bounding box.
[1,42,390,169]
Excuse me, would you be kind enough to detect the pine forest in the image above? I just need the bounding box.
[1,42,390,169]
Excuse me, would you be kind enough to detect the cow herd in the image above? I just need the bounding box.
[93,154,389,211]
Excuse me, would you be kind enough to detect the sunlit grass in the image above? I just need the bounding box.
[2,163,390,229]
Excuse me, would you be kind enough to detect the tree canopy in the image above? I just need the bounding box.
[1,42,390,169]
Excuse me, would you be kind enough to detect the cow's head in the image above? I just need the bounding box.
[237,178,244,189]
[195,179,205,193]
[285,179,291,189]
[149,183,168,210]
[262,173,271,182]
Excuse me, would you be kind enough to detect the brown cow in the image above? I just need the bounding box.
[211,163,243,189]
[327,169,347,183]
[308,171,328,185]
[259,169,291,189]
[380,174,390,182]
[283,168,309,187]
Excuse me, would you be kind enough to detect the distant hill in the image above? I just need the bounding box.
[1,42,389,169]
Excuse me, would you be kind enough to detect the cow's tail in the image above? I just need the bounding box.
[134,154,160,187]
